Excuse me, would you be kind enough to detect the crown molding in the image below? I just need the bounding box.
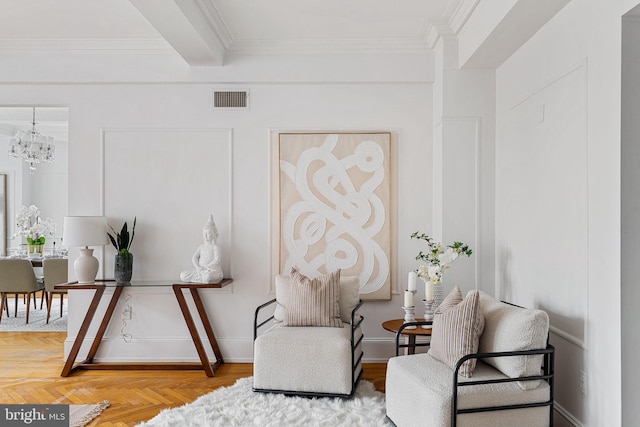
[423,23,455,50]
[0,36,432,56]
[0,37,173,53]
[227,37,431,55]
[449,0,481,34]
[0,36,435,58]
[422,0,478,49]
[192,0,233,49]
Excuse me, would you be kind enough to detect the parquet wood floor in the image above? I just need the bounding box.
[0,332,387,426]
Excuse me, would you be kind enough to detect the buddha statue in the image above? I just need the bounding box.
[180,214,223,283]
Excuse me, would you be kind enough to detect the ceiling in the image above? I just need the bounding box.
[0,0,467,144]
[0,0,465,65]
[0,0,572,131]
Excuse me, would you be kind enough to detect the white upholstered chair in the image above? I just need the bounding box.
[385,291,554,427]
[0,259,45,324]
[253,271,364,398]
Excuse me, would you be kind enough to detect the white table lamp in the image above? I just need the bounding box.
[63,216,108,284]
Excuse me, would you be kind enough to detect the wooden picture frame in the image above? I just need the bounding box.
[271,131,392,300]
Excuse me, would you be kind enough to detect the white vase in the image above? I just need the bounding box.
[433,281,444,309]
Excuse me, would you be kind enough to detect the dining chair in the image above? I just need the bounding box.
[42,258,68,323]
[0,259,45,324]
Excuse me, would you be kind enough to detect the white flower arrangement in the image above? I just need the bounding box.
[411,231,472,284]
[15,204,55,245]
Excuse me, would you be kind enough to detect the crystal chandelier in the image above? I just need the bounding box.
[8,107,55,172]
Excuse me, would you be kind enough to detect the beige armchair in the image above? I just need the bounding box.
[385,291,554,427]
[0,259,44,324]
[42,258,68,323]
[253,271,364,398]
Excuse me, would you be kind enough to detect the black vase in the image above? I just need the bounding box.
[115,252,133,283]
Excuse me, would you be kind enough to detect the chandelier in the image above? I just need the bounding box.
[8,107,55,172]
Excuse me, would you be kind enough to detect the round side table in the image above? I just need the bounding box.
[382,318,432,355]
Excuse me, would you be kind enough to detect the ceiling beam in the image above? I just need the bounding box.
[129,0,231,66]
[456,0,571,69]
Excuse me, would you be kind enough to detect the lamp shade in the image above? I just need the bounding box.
[62,216,108,248]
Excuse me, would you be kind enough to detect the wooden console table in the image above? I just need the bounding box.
[55,278,232,377]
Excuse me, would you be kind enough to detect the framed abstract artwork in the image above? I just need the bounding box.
[271,131,392,300]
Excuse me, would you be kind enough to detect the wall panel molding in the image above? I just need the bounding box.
[99,128,234,281]
[500,62,589,348]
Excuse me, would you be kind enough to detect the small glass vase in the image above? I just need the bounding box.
[27,244,44,256]
[115,252,133,283]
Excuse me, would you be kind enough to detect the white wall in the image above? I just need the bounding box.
[621,6,640,426]
[497,60,589,426]
[0,53,435,363]
[494,0,639,425]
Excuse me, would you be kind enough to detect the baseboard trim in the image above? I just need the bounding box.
[63,336,397,364]
[554,402,584,427]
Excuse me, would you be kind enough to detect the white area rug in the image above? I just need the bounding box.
[0,296,67,332]
[137,377,392,427]
[70,401,110,427]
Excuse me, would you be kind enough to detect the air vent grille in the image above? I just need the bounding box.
[213,91,248,108]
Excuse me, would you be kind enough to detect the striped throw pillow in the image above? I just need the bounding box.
[283,268,343,328]
[429,286,484,377]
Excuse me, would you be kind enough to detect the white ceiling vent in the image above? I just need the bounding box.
[213,90,249,109]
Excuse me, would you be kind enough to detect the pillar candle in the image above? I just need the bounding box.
[408,271,417,292]
[404,290,414,307]
[425,281,434,301]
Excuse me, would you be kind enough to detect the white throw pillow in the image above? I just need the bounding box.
[478,291,550,390]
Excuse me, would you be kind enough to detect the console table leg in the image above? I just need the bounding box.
[85,286,124,361]
[173,286,216,377]
[190,288,224,365]
[61,286,105,376]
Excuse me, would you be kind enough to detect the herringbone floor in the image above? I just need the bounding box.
[0,332,387,426]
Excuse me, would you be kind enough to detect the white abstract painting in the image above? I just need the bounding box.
[272,132,391,300]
